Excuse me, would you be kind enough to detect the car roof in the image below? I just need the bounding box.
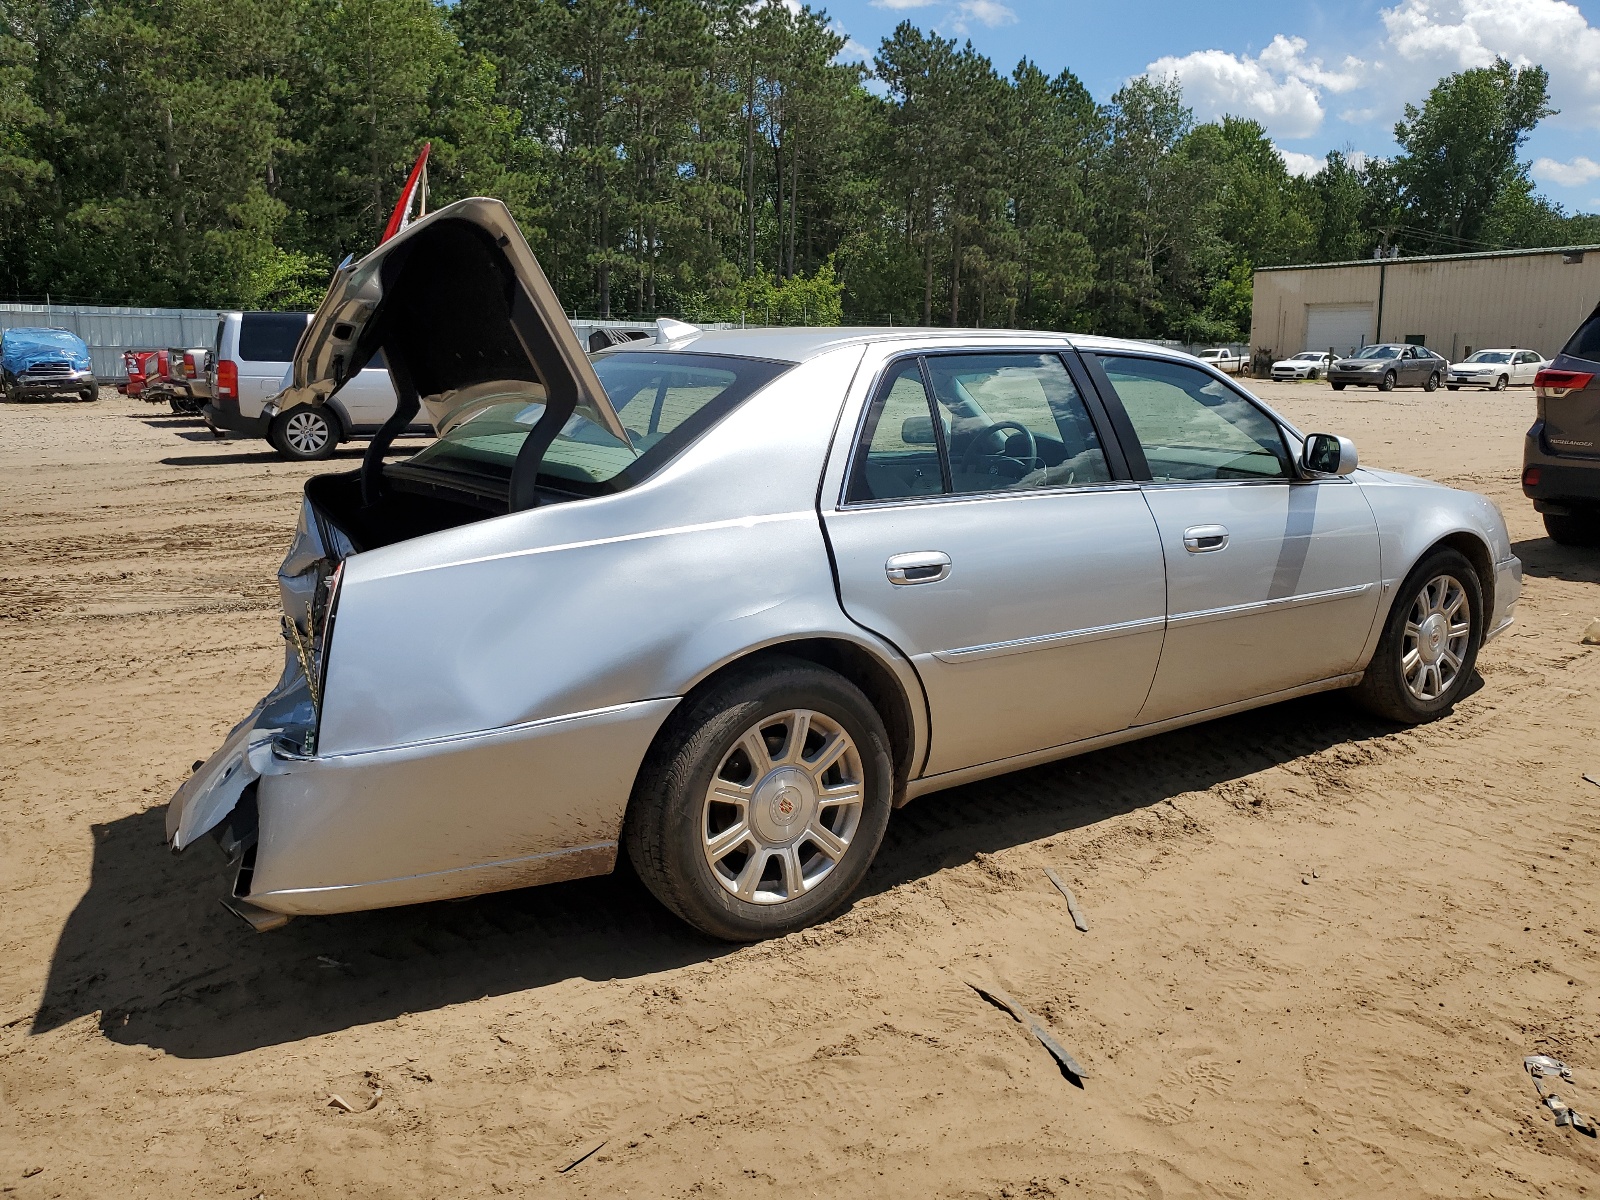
[597,325,1201,365]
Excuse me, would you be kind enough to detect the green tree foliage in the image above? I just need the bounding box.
[0,0,1593,340]
[1390,58,1555,253]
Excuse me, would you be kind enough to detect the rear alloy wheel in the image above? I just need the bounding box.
[1379,371,1397,392]
[1424,371,1440,392]
[1353,547,1482,723]
[625,657,893,941]
[1544,512,1600,547]
[269,408,337,461]
[1493,374,1508,391]
[1308,369,1320,381]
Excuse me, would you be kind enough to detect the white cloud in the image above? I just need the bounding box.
[955,0,1015,28]
[871,0,935,9]
[1381,0,1600,126]
[835,37,875,62]
[1145,36,1366,139]
[1277,148,1326,177]
[1533,155,1600,186]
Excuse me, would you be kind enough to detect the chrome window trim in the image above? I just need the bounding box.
[933,614,1166,663]
[838,345,1122,510]
[1166,581,1377,628]
[835,479,1144,513]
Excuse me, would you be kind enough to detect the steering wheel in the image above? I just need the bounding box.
[960,420,1037,475]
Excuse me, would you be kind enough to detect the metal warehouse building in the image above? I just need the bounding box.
[1251,244,1600,364]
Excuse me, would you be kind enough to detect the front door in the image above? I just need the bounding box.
[823,351,1167,778]
[1088,353,1382,723]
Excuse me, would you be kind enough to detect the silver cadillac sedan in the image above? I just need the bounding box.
[168,198,1522,941]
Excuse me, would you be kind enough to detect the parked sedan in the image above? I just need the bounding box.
[1447,348,1547,391]
[1271,351,1334,380]
[165,198,1521,942]
[1329,344,1446,392]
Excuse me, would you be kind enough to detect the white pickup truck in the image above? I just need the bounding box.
[1196,347,1246,374]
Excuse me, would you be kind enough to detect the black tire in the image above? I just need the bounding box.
[624,656,894,941]
[268,407,338,461]
[1424,371,1440,392]
[1544,512,1600,547]
[1353,547,1483,724]
[1309,369,1320,381]
[1379,370,1397,392]
[1493,374,1508,391]
[1331,381,1346,391]
[79,386,97,402]
[1446,385,1459,391]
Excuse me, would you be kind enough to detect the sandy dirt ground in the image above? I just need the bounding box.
[2,380,1598,1199]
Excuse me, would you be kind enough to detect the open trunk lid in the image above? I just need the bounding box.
[277,196,629,447]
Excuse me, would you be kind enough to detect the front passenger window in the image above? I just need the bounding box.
[1098,355,1289,482]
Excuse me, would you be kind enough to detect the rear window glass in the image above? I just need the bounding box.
[238,312,310,362]
[1563,308,1600,363]
[403,351,790,496]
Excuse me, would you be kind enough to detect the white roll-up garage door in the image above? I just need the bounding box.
[1305,304,1373,357]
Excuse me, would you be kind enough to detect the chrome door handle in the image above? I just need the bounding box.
[885,551,951,585]
[1182,525,1229,553]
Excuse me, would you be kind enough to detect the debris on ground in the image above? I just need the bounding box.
[327,1087,382,1114]
[963,976,1087,1085]
[559,1141,607,1173]
[1582,618,1600,646]
[1042,868,1089,931]
[1583,773,1600,789]
[1524,1055,1596,1138]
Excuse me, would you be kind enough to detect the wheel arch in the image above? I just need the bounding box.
[663,636,925,803]
[1431,530,1495,617]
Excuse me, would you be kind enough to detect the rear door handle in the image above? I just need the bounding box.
[1182,525,1229,553]
[886,551,951,585]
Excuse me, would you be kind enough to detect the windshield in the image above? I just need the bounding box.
[1352,345,1401,359]
[1293,353,1323,361]
[1465,351,1510,363]
[401,351,790,497]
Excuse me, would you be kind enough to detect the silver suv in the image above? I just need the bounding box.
[203,311,419,460]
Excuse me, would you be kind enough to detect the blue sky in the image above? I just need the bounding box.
[820,0,1600,220]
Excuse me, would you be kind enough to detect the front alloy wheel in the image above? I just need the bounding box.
[626,657,893,941]
[1400,575,1471,702]
[1380,371,1397,392]
[1353,547,1482,723]
[270,408,337,460]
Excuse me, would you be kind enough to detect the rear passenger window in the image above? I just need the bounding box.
[1563,309,1600,363]
[238,312,310,362]
[846,362,946,503]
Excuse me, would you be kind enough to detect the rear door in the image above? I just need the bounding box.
[1086,353,1382,722]
[333,348,402,430]
[823,350,1167,777]
[237,312,310,412]
[1514,351,1542,386]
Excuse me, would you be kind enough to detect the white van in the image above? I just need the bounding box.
[203,310,429,460]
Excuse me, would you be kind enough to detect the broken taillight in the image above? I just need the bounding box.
[1535,369,1594,399]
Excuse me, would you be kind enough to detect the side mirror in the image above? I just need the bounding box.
[900,413,938,445]
[1302,432,1358,476]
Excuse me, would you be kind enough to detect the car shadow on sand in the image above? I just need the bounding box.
[31,691,1400,1059]
[1511,536,1600,583]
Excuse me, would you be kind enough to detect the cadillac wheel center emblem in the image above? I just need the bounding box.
[774,786,799,821]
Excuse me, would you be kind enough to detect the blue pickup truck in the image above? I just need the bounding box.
[1,327,98,402]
